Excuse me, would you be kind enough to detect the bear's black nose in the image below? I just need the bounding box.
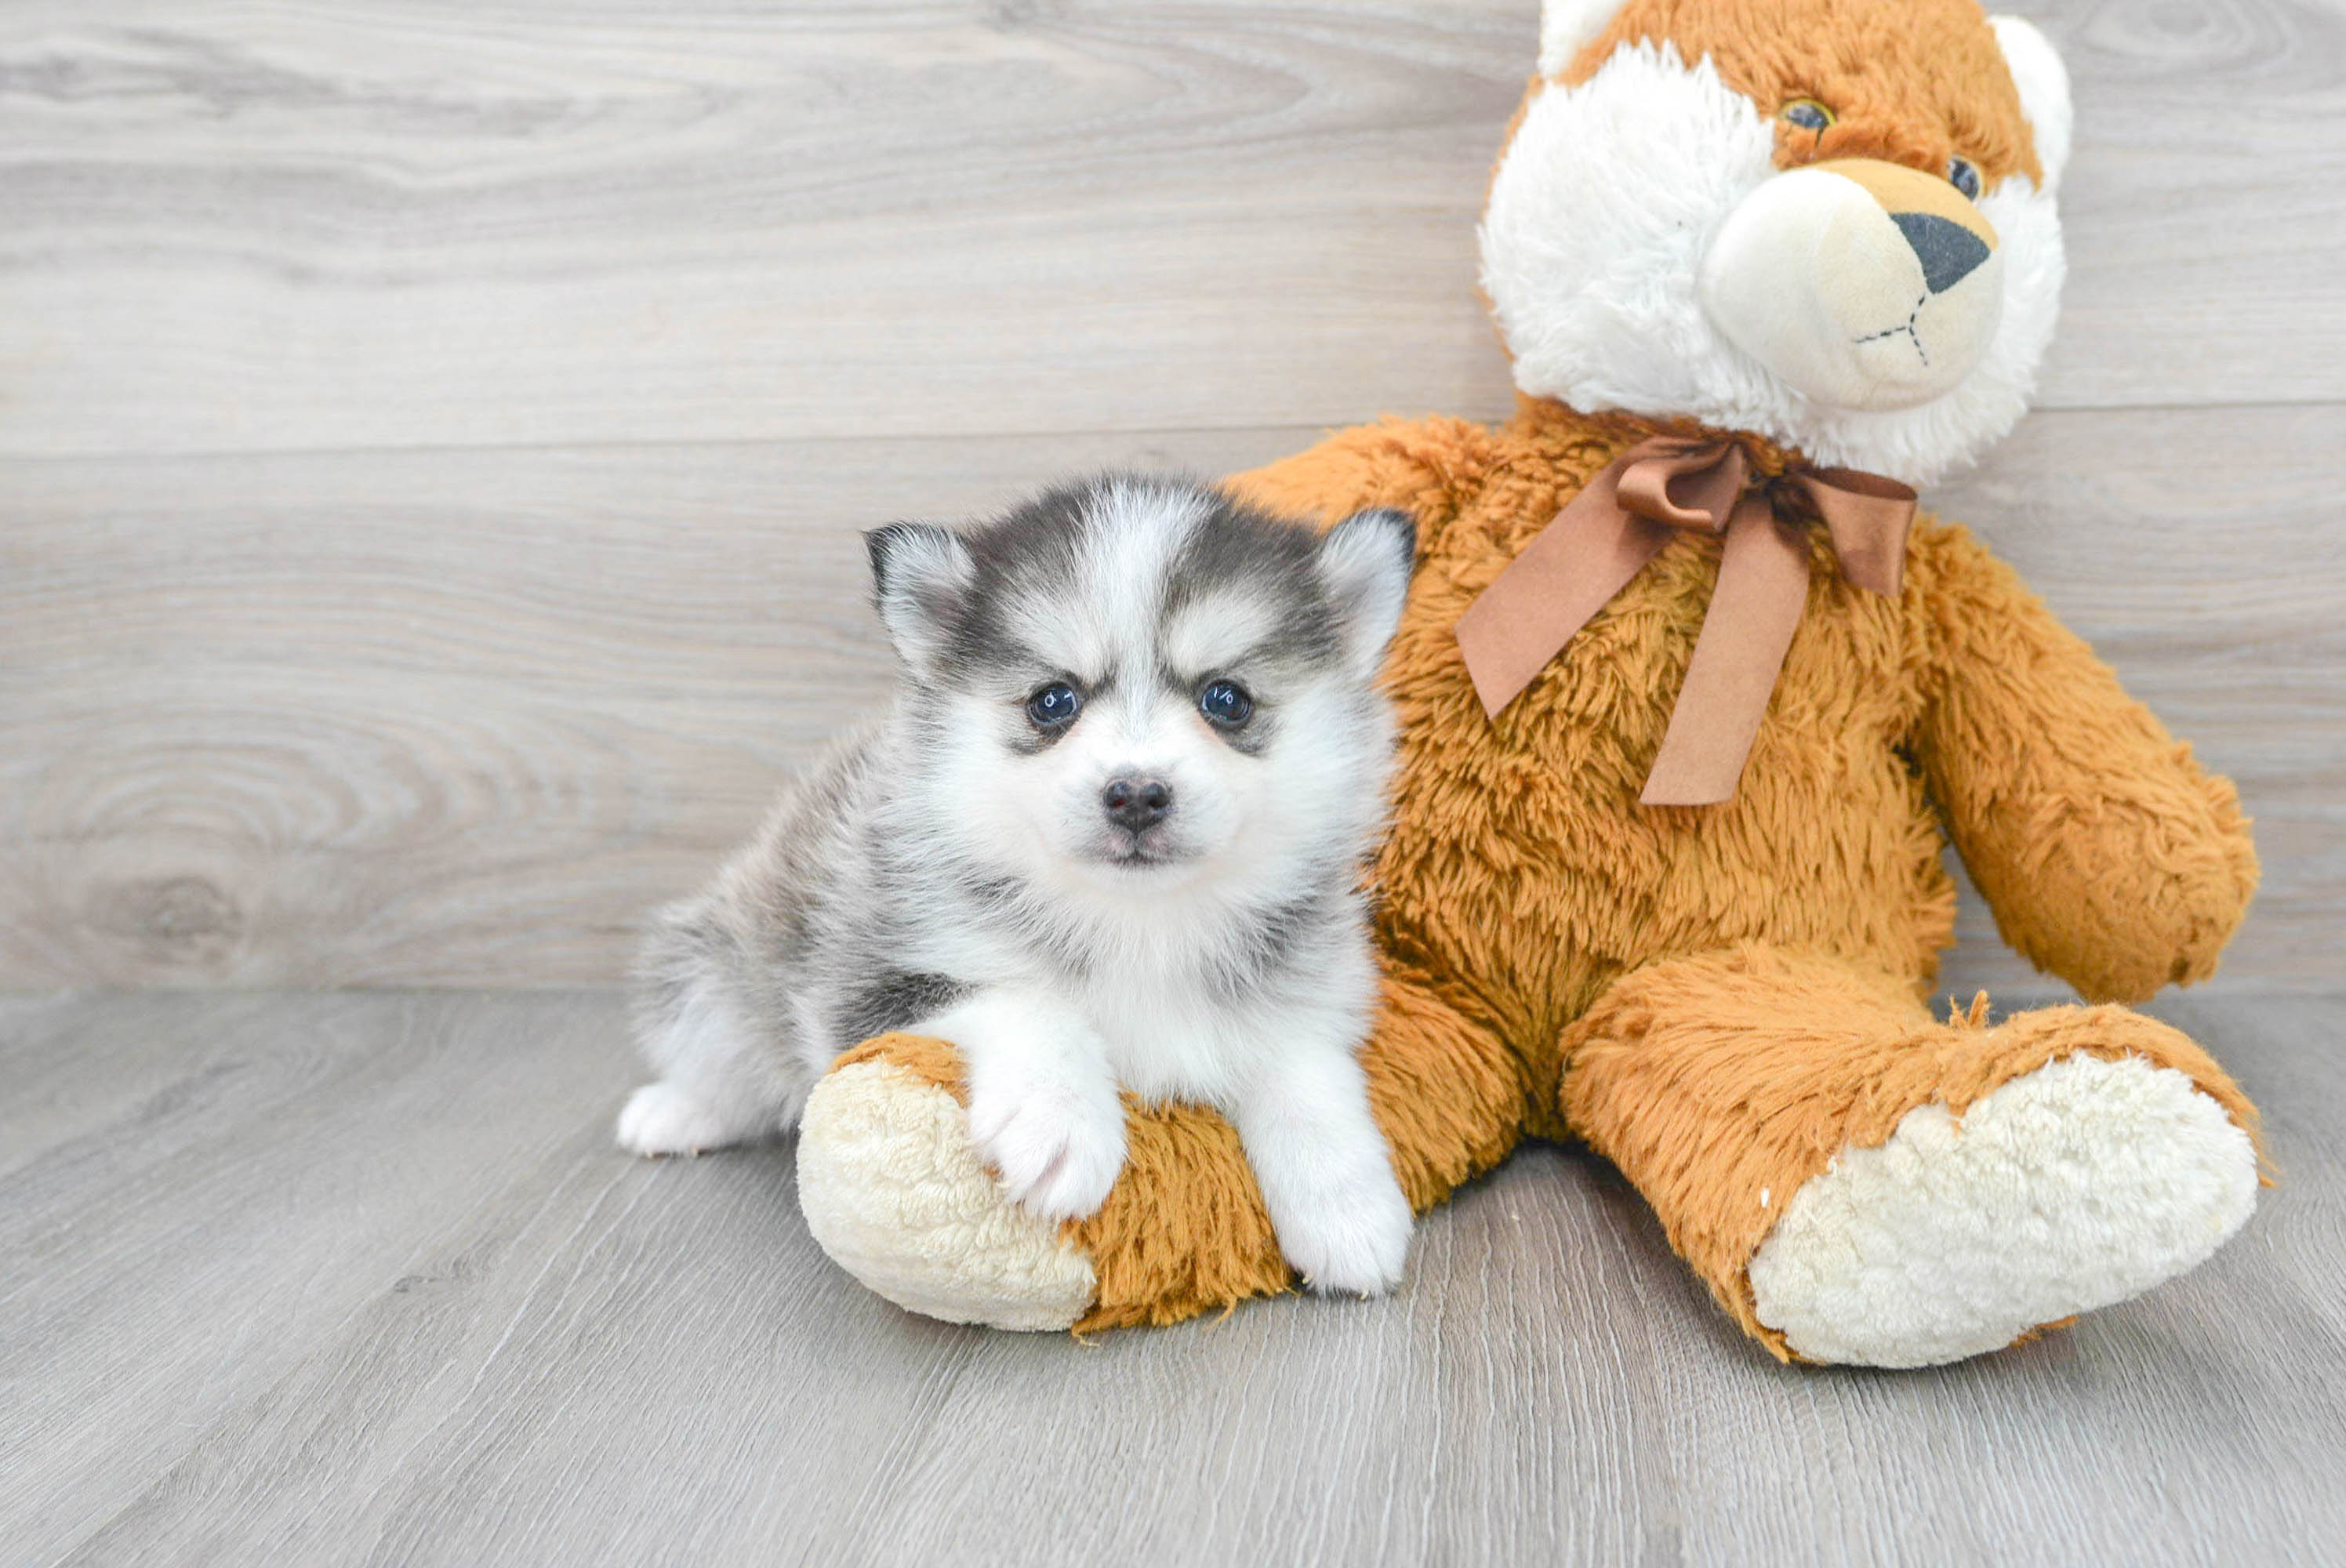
[1890,212,1992,295]
[1102,777,1173,833]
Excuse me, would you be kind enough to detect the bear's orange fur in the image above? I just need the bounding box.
[1561,0,2042,183]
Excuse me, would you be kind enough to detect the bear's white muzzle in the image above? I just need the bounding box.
[1700,158,2004,412]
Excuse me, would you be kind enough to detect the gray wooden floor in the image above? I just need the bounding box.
[4,989,2341,1566]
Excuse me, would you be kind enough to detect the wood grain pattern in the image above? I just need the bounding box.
[0,425,1313,987]
[3,989,2339,1565]
[0,0,1531,458]
[5,405,2339,990]
[2,0,2342,989]
[0,0,2341,463]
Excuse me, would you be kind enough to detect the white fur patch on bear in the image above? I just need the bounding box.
[797,1058,1096,1331]
[1537,0,1627,77]
[1990,15,2073,192]
[1484,45,1776,441]
[1747,1053,2258,1369]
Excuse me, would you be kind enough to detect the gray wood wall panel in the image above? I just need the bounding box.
[0,1,1532,458]
[2,0,2341,989]
[7,405,2337,991]
[0,426,1313,987]
[2,0,2342,462]
[3,990,2338,1566]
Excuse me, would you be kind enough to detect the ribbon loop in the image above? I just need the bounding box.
[1789,466,1917,597]
[1614,440,1749,532]
[1452,434,1918,805]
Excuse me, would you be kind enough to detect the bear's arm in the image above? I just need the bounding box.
[1908,520,2258,1004]
[1224,416,1497,543]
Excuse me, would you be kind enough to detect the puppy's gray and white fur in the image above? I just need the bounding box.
[618,474,1419,1294]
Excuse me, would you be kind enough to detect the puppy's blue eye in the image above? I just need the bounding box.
[1026,683,1081,728]
[1198,680,1253,728]
[1948,156,1981,201]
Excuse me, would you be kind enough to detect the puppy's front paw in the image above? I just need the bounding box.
[966,1071,1128,1222]
[1276,1173,1413,1297]
[616,1081,739,1158]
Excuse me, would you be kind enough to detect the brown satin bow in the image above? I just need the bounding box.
[1453,436,1917,806]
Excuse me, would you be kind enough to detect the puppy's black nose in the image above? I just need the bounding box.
[1102,776,1173,833]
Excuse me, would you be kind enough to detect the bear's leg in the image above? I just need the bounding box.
[796,971,1531,1331]
[1558,944,2264,1368]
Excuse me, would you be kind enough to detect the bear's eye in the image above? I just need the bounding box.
[1947,156,1982,201]
[1025,682,1082,728]
[1197,679,1254,729]
[1781,99,1834,135]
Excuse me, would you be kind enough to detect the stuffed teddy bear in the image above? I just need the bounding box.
[788,0,2267,1367]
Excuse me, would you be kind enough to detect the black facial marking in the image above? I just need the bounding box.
[924,483,1093,682]
[896,474,1375,700]
[1217,713,1275,757]
[1161,492,1342,670]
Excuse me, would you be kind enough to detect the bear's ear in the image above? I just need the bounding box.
[1538,0,1631,78]
[1990,16,2072,193]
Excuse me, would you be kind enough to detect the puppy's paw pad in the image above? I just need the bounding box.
[1281,1178,1413,1298]
[616,1082,735,1158]
[969,1080,1127,1222]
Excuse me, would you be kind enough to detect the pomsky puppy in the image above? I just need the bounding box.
[618,474,1420,1295]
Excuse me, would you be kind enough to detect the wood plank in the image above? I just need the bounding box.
[0,0,2341,463]
[2041,0,2346,409]
[0,424,1314,987]
[0,989,641,1565]
[0,990,211,1180]
[13,989,2344,1565]
[0,0,1531,459]
[5,402,2337,990]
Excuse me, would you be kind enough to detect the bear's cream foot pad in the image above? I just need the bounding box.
[1746,1053,2259,1368]
[798,1040,1095,1331]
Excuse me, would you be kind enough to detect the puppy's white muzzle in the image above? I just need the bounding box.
[1700,158,2004,412]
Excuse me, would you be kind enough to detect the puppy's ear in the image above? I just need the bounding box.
[1314,506,1417,683]
[865,521,975,673]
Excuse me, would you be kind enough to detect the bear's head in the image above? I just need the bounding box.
[1480,0,2072,485]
